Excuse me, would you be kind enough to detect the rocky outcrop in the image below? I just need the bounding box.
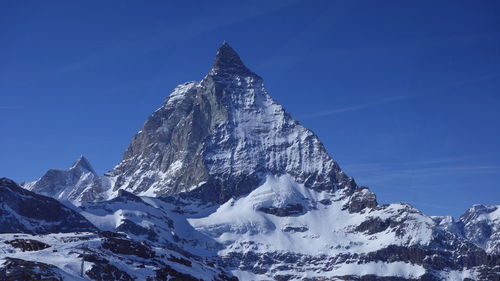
[0,178,97,234]
[434,204,500,254]
[101,237,155,259]
[0,258,64,281]
[86,262,134,281]
[5,239,50,251]
[344,187,378,213]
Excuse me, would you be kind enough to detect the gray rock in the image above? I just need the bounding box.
[0,178,97,234]
[75,43,356,203]
[23,156,98,201]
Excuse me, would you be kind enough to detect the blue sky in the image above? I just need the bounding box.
[1,1,499,217]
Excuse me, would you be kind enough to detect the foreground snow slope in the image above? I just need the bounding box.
[0,179,236,280]
[189,174,497,280]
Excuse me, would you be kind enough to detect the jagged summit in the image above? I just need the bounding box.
[71,155,95,173]
[210,42,257,77]
[23,156,98,200]
[68,43,355,202]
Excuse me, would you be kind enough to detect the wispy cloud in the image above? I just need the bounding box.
[257,1,359,72]
[344,155,482,171]
[341,154,500,188]
[297,94,413,119]
[296,71,500,120]
[137,1,300,55]
[0,106,19,110]
[409,201,458,211]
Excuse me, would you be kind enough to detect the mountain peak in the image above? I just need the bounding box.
[210,42,256,76]
[71,156,95,174]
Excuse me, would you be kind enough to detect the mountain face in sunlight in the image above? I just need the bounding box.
[5,44,500,281]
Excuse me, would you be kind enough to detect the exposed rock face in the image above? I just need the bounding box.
[5,239,50,252]
[69,42,356,203]
[101,237,155,259]
[0,178,96,234]
[23,156,98,201]
[459,204,500,254]
[86,262,134,281]
[0,230,237,281]
[343,187,378,213]
[0,258,64,281]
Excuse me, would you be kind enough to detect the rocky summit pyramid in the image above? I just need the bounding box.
[67,42,357,202]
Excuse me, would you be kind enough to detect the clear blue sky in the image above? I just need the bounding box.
[1,1,499,217]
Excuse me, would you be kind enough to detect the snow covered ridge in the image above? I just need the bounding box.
[433,204,500,254]
[0,178,238,280]
[4,175,500,280]
[8,43,500,280]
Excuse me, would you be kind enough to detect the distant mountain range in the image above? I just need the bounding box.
[2,43,499,280]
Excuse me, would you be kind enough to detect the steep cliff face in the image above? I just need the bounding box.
[0,178,96,234]
[77,42,355,202]
[459,205,500,254]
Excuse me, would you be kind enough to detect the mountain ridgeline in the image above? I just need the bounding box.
[9,43,500,281]
[28,42,357,203]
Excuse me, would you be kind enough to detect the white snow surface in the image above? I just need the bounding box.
[0,232,225,281]
[188,174,437,279]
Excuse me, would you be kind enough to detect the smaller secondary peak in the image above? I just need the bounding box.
[71,156,95,173]
[210,42,256,76]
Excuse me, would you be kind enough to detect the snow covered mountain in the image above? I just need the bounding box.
[23,156,98,201]
[67,42,356,203]
[5,43,499,280]
[434,204,500,255]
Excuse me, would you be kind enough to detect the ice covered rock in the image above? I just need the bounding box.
[23,156,98,201]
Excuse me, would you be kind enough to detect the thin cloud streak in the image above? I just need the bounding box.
[342,154,500,188]
[0,106,19,110]
[297,71,500,120]
[344,163,500,176]
[298,95,413,119]
[344,155,483,170]
[344,163,500,187]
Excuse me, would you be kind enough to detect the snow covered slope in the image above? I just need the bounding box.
[0,231,236,281]
[0,178,237,280]
[188,174,499,280]
[77,190,221,255]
